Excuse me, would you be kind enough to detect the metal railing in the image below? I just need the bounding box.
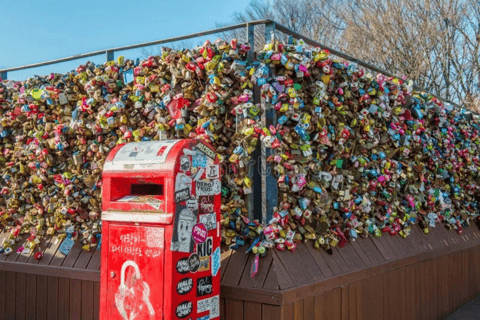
[0,19,468,222]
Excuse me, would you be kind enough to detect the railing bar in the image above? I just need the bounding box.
[0,19,273,74]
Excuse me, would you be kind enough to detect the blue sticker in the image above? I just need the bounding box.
[197,316,210,320]
[59,237,74,255]
[192,153,207,168]
[123,68,134,84]
[212,247,221,277]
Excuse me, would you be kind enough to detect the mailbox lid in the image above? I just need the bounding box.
[105,224,165,319]
[103,139,185,174]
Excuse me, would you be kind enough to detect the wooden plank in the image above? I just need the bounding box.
[61,241,83,268]
[303,296,315,320]
[292,299,303,320]
[343,243,365,269]
[356,280,363,320]
[34,235,60,265]
[389,234,409,258]
[341,286,348,320]
[47,237,69,267]
[74,248,96,270]
[243,301,261,320]
[359,236,384,265]
[239,251,272,289]
[350,240,373,267]
[36,275,48,320]
[306,244,342,276]
[15,272,26,320]
[314,294,323,320]
[58,278,70,320]
[274,249,312,286]
[0,271,5,320]
[86,247,101,271]
[70,279,82,320]
[369,235,393,261]
[93,282,100,320]
[405,264,416,320]
[220,248,233,283]
[399,267,407,320]
[5,272,15,320]
[220,298,225,320]
[303,244,335,278]
[261,304,281,320]
[26,235,54,264]
[336,246,358,272]
[380,232,400,260]
[225,299,243,320]
[330,248,350,274]
[47,276,59,320]
[221,248,250,286]
[25,274,36,320]
[295,244,325,280]
[282,303,294,320]
[325,288,342,320]
[270,251,295,289]
[82,281,94,320]
[348,282,358,320]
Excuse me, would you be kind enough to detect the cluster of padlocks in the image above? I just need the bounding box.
[0,37,478,259]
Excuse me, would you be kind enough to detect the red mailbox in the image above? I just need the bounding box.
[100,139,222,320]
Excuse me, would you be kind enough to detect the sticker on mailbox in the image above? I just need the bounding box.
[176,277,194,295]
[176,301,193,319]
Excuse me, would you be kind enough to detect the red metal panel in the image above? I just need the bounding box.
[104,224,165,320]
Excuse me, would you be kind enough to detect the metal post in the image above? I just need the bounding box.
[262,21,278,223]
[245,23,259,221]
[0,71,7,80]
[246,23,255,63]
[106,50,114,62]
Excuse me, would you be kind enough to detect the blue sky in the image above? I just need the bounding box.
[0,0,250,80]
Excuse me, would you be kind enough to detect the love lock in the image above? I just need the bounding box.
[115,260,155,320]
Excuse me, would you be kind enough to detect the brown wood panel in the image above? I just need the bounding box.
[282,303,293,320]
[350,240,373,267]
[294,244,325,281]
[336,245,359,272]
[239,251,272,289]
[405,264,416,320]
[380,233,400,259]
[220,249,233,283]
[304,244,335,278]
[86,248,101,271]
[47,276,59,320]
[274,249,313,286]
[36,275,48,320]
[303,296,315,320]
[25,274,36,320]
[74,248,96,270]
[48,238,68,267]
[314,294,323,320]
[292,299,303,320]
[348,282,358,320]
[359,236,384,265]
[15,272,26,320]
[343,243,366,269]
[222,248,250,287]
[323,287,341,320]
[61,241,83,269]
[70,279,82,320]
[225,299,243,320]
[306,244,342,276]
[220,298,225,320]
[81,281,94,320]
[5,272,15,320]
[261,304,281,320]
[0,270,5,320]
[28,235,55,265]
[369,235,393,261]
[58,278,70,320]
[329,248,350,274]
[244,301,261,320]
[93,282,100,320]
[341,286,348,320]
[270,251,295,289]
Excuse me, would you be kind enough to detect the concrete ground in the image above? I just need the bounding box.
[445,296,480,320]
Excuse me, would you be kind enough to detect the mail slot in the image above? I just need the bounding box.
[100,139,222,320]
